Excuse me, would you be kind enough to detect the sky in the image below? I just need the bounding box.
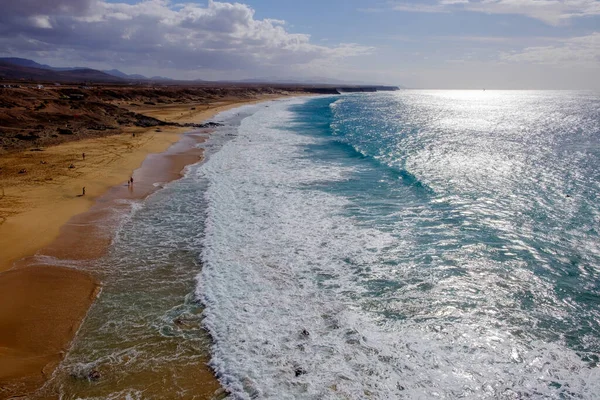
[0,0,599,89]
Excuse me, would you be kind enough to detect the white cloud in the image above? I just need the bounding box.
[461,0,600,25]
[390,3,448,13]
[500,32,600,66]
[385,0,600,25]
[0,0,372,79]
[29,15,53,29]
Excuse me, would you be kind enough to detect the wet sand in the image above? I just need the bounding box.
[0,127,186,272]
[0,266,99,399]
[0,94,297,398]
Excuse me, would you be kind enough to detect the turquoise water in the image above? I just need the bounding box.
[199,91,600,399]
[45,91,600,399]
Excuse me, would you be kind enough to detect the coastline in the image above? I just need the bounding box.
[0,93,300,398]
[0,93,294,272]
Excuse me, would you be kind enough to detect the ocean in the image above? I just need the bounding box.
[44,91,600,399]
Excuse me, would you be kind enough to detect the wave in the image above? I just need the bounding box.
[197,94,600,399]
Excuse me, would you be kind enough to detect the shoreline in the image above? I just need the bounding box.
[0,93,302,398]
[0,93,296,271]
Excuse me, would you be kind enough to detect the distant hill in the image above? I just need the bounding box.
[0,58,148,81]
[0,57,94,72]
[102,69,133,79]
[0,57,55,70]
[0,57,402,88]
[130,74,150,80]
[0,61,124,83]
[102,69,150,80]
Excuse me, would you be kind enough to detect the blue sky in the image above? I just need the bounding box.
[2,0,599,88]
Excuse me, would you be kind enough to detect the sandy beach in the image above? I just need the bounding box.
[0,93,297,399]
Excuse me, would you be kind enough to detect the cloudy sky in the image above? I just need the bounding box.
[0,0,599,88]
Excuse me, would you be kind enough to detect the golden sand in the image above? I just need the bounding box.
[0,93,298,398]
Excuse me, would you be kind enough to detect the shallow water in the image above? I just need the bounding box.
[36,110,255,400]
[44,92,600,399]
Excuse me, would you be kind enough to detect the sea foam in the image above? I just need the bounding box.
[197,95,600,399]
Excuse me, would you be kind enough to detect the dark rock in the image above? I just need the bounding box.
[294,367,307,377]
[88,124,115,131]
[180,121,224,128]
[88,370,101,381]
[15,132,40,141]
[134,115,170,128]
[57,128,74,135]
[18,168,27,174]
[200,121,224,128]
[301,329,310,337]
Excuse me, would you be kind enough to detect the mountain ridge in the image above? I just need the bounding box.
[0,57,401,88]
[0,61,124,83]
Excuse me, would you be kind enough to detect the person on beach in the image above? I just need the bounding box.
[130,177,134,186]
[82,152,85,160]
[82,187,85,196]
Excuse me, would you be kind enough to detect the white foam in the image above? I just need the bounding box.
[196,97,600,399]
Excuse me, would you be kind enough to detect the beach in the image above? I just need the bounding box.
[1,0,596,396]
[3,89,599,399]
[0,92,297,398]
